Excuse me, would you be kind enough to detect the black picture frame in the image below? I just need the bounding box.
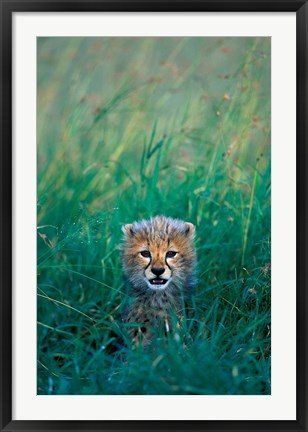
[1,1,307,431]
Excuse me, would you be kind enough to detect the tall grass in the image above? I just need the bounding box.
[37,37,271,395]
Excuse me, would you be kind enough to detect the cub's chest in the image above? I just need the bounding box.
[125,292,183,345]
[127,291,182,323]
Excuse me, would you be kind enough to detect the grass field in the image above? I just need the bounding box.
[37,37,271,395]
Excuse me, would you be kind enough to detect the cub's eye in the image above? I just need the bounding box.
[140,251,151,258]
[166,251,177,258]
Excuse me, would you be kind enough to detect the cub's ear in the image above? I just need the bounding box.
[184,222,195,238]
[122,224,135,237]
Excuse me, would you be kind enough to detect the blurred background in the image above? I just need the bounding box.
[37,37,271,395]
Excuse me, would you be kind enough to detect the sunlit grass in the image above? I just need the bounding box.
[37,37,271,395]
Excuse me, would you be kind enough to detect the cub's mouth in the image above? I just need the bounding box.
[149,278,168,286]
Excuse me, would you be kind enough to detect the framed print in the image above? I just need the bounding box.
[1,1,307,431]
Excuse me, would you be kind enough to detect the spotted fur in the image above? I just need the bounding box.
[122,215,197,345]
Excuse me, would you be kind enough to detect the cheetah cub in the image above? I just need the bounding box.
[122,215,196,345]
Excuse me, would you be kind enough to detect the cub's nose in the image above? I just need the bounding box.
[152,267,165,277]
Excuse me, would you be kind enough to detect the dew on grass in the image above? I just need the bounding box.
[48,377,54,395]
[232,366,239,377]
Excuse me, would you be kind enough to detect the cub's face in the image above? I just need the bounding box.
[122,216,196,291]
[137,243,177,289]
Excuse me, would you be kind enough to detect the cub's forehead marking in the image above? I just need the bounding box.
[150,238,170,248]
